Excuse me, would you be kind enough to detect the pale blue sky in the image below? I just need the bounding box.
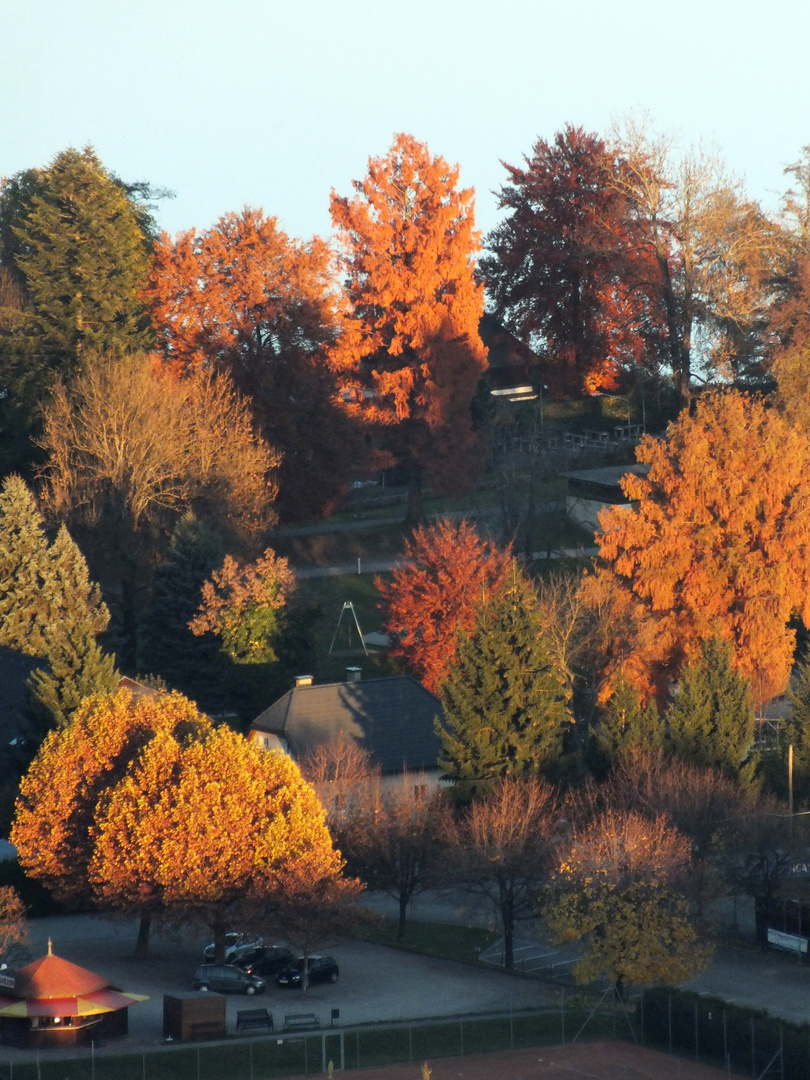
[3,0,809,244]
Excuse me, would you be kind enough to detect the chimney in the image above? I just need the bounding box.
[295,675,314,688]
[346,666,361,683]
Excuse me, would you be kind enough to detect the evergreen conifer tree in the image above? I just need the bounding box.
[0,475,50,656]
[785,656,810,803]
[27,525,118,729]
[437,573,571,798]
[594,675,661,768]
[666,636,758,787]
[138,514,225,710]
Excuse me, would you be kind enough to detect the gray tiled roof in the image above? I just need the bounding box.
[250,676,443,774]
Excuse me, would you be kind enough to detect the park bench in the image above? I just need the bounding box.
[283,1012,320,1032]
[236,1008,274,1034]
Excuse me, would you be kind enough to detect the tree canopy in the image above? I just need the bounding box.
[584,391,810,705]
[377,519,512,694]
[437,572,571,797]
[329,134,488,523]
[145,208,352,521]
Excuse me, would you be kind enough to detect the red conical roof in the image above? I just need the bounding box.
[13,941,108,999]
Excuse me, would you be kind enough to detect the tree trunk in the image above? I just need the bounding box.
[397,893,409,940]
[405,460,424,528]
[134,914,151,959]
[501,892,515,970]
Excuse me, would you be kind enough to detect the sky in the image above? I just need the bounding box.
[3,0,810,246]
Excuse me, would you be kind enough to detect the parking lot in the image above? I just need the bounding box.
[10,912,558,1061]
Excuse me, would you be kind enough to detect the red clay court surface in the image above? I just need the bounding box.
[294,1041,730,1079]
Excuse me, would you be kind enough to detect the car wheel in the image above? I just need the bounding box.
[246,985,257,995]
[330,971,338,983]
[198,984,210,992]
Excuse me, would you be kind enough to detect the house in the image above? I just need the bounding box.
[562,463,650,532]
[249,670,444,791]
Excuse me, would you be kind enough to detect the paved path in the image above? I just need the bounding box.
[296,548,597,578]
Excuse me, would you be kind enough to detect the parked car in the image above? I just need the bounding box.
[202,933,263,962]
[193,964,266,995]
[235,945,295,977]
[276,955,339,988]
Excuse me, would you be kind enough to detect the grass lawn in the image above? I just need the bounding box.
[356,919,499,967]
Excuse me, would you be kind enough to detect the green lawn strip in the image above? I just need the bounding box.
[354,919,499,966]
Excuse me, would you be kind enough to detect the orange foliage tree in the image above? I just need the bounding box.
[329,134,488,524]
[376,519,512,693]
[189,548,295,665]
[145,208,352,521]
[584,391,810,705]
[11,689,212,956]
[89,725,350,962]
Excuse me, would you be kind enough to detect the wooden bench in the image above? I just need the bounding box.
[283,1012,320,1032]
[236,1008,274,1035]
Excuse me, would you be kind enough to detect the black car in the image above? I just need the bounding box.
[276,955,339,988]
[202,933,263,962]
[193,964,266,995]
[235,945,295,977]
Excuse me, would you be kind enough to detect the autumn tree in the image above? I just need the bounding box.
[482,125,662,396]
[0,888,28,968]
[608,121,790,401]
[299,730,377,813]
[329,134,488,523]
[785,656,810,804]
[11,688,211,956]
[377,519,512,694]
[145,208,353,521]
[89,725,349,963]
[37,354,279,667]
[437,573,571,798]
[443,778,560,970]
[336,778,442,940]
[666,637,758,787]
[543,810,711,993]
[189,547,295,664]
[584,391,810,706]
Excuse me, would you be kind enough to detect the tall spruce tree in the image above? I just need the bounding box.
[28,525,118,730]
[437,573,571,798]
[138,514,226,711]
[0,475,50,655]
[593,675,661,770]
[666,636,758,787]
[0,475,116,734]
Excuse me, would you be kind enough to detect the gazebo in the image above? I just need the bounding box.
[0,940,147,1048]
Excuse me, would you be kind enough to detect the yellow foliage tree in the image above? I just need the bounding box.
[543,811,711,992]
[89,726,348,962]
[583,391,810,705]
[11,689,212,955]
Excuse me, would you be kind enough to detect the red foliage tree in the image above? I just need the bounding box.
[145,208,353,521]
[377,519,512,693]
[482,125,662,396]
[583,391,810,705]
[329,134,488,524]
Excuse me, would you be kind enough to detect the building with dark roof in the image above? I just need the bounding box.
[249,672,443,782]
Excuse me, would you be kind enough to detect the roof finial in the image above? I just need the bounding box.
[47,938,52,956]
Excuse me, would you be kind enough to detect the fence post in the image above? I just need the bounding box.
[249,1040,254,1080]
[561,988,565,1045]
[751,1017,755,1079]
[460,1017,464,1057]
[723,1010,728,1075]
[196,1046,201,1080]
[695,1000,699,1060]
[640,990,644,1046]
[409,1025,413,1063]
[510,994,514,1051]
[668,995,673,1056]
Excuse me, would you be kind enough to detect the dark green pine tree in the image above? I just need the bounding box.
[666,636,759,787]
[138,514,227,711]
[0,474,50,656]
[437,573,571,799]
[593,674,661,770]
[11,147,154,368]
[785,656,810,804]
[27,525,118,730]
